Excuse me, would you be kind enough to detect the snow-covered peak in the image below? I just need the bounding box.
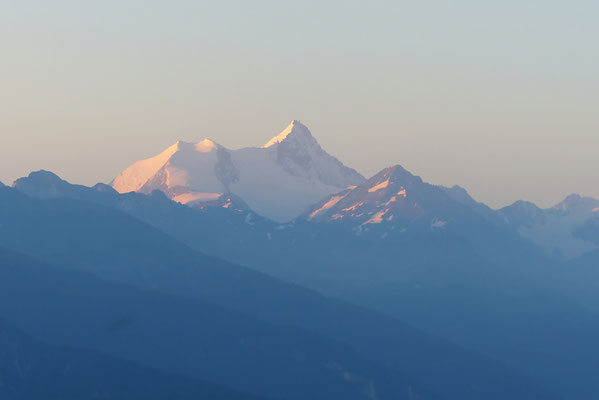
[112,142,180,193]
[111,120,364,221]
[173,139,221,153]
[302,163,460,228]
[194,139,220,153]
[263,120,314,148]
[260,120,364,189]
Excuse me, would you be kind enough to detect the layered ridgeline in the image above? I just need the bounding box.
[111,120,364,222]
[110,119,599,255]
[0,182,559,400]
[12,169,599,399]
[11,151,599,400]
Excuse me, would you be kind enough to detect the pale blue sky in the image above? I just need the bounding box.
[1,1,597,208]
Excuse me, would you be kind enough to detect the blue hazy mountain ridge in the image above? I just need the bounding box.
[299,165,546,263]
[282,165,555,295]
[13,170,276,262]
[0,184,558,400]
[0,316,271,400]
[12,170,599,399]
[296,166,599,399]
[13,168,549,287]
[0,246,430,400]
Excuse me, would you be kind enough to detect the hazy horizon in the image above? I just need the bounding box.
[2,1,598,208]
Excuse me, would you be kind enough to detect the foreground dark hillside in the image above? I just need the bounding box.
[0,246,432,400]
[0,318,269,400]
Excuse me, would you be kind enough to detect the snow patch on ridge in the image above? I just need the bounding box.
[172,192,221,204]
[363,210,387,225]
[309,195,346,219]
[343,202,364,212]
[368,179,390,193]
[195,139,219,153]
[263,120,303,148]
[431,218,447,229]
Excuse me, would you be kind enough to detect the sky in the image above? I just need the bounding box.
[1,0,598,208]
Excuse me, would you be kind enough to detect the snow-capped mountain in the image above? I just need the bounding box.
[302,164,485,235]
[498,194,599,258]
[112,120,364,222]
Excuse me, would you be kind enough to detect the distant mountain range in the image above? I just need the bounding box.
[110,120,599,258]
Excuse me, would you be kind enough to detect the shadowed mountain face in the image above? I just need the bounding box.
[0,183,559,400]
[439,184,508,227]
[0,318,270,400]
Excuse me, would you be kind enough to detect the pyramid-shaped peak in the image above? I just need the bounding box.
[554,193,599,212]
[263,120,315,148]
[378,164,422,184]
[554,193,582,211]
